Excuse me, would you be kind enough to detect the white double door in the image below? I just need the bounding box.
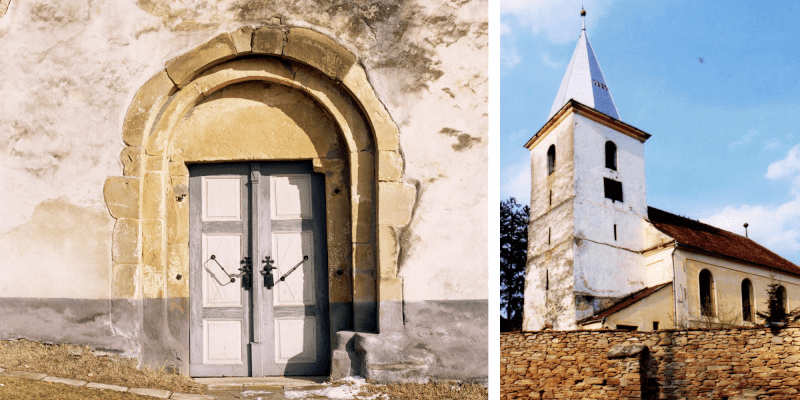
[188,162,329,377]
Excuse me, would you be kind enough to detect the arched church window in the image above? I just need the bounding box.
[776,285,788,318]
[699,269,715,317]
[741,279,754,322]
[605,141,617,170]
[547,145,556,175]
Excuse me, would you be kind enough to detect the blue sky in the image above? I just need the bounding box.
[500,1,800,265]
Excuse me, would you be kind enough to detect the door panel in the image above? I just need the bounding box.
[272,232,314,305]
[190,162,329,377]
[202,234,243,307]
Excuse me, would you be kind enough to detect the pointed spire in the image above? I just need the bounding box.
[547,8,620,121]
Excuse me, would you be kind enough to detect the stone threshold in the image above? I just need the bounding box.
[195,376,328,391]
[0,367,213,399]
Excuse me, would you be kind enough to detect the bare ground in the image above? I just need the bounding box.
[0,339,206,394]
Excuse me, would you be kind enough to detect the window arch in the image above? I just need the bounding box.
[547,145,556,175]
[605,141,617,170]
[776,285,788,318]
[741,279,754,322]
[699,269,715,317]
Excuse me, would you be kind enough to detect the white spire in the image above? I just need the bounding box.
[547,9,620,121]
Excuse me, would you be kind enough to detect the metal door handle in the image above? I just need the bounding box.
[238,257,252,290]
[205,255,236,283]
[278,256,309,282]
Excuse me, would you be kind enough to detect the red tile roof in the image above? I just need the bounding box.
[647,207,800,276]
[578,282,672,325]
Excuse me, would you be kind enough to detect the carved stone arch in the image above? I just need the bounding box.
[104,26,414,370]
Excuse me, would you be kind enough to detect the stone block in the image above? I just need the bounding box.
[142,172,164,220]
[284,27,356,81]
[122,71,175,147]
[378,182,416,226]
[343,65,399,152]
[169,160,189,177]
[354,272,376,303]
[104,177,140,219]
[379,277,403,302]
[42,376,87,386]
[166,33,237,88]
[3,371,46,380]
[378,151,403,182]
[378,225,398,278]
[120,146,144,177]
[112,218,140,264]
[129,387,171,398]
[146,83,203,156]
[86,382,128,392]
[252,27,285,55]
[112,263,138,299]
[230,26,254,54]
[167,243,189,298]
[170,393,216,400]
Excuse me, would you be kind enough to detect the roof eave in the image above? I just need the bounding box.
[524,100,652,150]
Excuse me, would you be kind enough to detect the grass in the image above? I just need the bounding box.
[0,377,157,399]
[360,381,488,400]
[0,339,205,395]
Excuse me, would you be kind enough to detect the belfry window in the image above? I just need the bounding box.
[547,145,556,175]
[776,285,788,318]
[699,269,715,317]
[605,141,617,170]
[741,279,754,322]
[603,178,623,202]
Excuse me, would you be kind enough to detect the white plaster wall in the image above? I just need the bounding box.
[0,0,487,302]
[572,114,648,221]
[523,114,577,330]
[573,239,647,297]
[677,249,800,327]
[643,246,674,287]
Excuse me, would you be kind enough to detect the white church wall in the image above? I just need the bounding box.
[572,114,648,222]
[643,246,675,287]
[573,239,647,320]
[677,249,800,327]
[524,113,577,331]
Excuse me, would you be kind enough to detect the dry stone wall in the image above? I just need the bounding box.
[502,324,800,399]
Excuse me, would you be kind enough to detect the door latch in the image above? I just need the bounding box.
[261,256,277,289]
[239,257,252,290]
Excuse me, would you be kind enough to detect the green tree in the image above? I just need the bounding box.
[501,197,529,330]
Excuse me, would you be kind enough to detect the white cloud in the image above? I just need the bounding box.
[702,144,800,260]
[541,53,561,68]
[501,0,610,44]
[502,43,522,69]
[766,144,800,195]
[501,161,531,205]
[728,129,758,149]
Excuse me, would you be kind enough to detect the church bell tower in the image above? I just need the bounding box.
[523,9,653,330]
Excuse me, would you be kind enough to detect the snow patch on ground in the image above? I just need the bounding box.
[282,376,385,400]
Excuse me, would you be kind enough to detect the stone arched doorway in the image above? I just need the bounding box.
[103,26,415,375]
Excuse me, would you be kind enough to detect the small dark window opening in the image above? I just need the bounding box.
[613,224,617,241]
[742,279,754,322]
[652,321,659,330]
[549,190,552,207]
[604,178,623,202]
[545,270,549,291]
[776,285,788,317]
[700,269,715,317]
[616,325,638,331]
[605,141,617,170]
[548,228,551,245]
[547,145,556,176]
